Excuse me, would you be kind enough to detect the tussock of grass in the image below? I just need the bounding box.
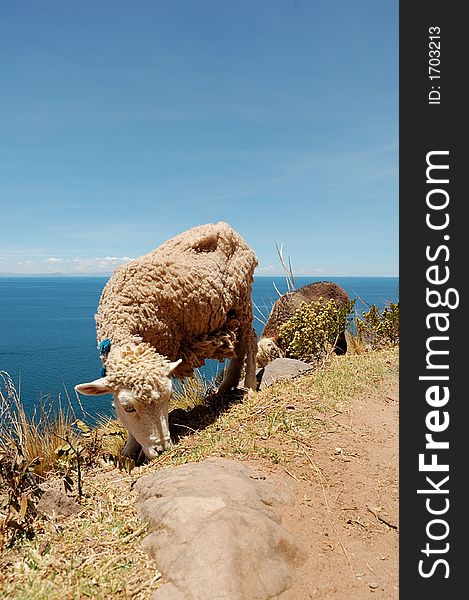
[311,348,398,409]
[0,372,79,478]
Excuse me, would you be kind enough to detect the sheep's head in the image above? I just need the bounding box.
[256,337,283,367]
[75,343,181,461]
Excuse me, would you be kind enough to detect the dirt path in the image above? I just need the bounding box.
[256,381,399,599]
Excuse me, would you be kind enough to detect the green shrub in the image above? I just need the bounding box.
[278,298,355,362]
[356,301,399,348]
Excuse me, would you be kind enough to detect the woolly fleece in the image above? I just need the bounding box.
[95,222,258,400]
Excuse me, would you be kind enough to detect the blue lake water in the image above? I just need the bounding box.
[0,276,398,422]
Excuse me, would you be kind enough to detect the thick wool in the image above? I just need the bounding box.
[96,222,258,394]
[105,343,174,404]
[258,281,350,366]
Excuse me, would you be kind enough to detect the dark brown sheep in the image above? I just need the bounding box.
[257,281,350,366]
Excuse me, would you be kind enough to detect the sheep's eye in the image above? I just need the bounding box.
[123,405,136,413]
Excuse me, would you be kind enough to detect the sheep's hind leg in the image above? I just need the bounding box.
[334,330,348,355]
[243,327,257,391]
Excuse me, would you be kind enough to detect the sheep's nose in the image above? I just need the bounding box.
[146,438,172,459]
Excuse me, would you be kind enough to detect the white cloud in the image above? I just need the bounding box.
[71,256,134,272]
[256,264,275,273]
[0,255,135,274]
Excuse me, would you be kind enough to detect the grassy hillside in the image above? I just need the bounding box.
[0,347,398,599]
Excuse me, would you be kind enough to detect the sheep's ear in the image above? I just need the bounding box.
[75,377,112,396]
[168,359,182,374]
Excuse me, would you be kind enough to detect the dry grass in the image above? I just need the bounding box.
[0,372,80,478]
[171,369,220,410]
[0,347,398,599]
[0,466,160,599]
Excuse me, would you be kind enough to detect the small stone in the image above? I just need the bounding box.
[256,358,314,390]
[369,581,379,589]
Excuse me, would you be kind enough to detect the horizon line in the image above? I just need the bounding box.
[0,272,400,278]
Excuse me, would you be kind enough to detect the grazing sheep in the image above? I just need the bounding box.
[257,281,350,367]
[75,222,258,461]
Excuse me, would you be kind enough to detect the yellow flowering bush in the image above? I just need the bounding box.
[278,298,354,362]
[356,301,399,348]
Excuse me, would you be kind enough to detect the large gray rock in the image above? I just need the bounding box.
[256,357,314,390]
[136,458,305,600]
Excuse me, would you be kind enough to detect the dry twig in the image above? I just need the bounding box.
[366,505,398,530]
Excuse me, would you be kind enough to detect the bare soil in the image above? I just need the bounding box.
[259,381,399,599]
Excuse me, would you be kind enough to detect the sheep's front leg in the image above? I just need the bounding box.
[217,350,244,396]
[217,328,257,395]
[121,431,142,461]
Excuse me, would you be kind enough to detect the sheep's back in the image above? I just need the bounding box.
[96,222,257,358]
[296,281,350,307]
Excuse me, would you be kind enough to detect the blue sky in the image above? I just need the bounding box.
[0,0,398,276]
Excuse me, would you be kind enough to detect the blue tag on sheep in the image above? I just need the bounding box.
[99,338,112,356]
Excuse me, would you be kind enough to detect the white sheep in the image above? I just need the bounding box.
[75,222,258,461]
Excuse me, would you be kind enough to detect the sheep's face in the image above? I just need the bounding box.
[75,354,182,461]
[112,379,174,459]
[256,337,282,367]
